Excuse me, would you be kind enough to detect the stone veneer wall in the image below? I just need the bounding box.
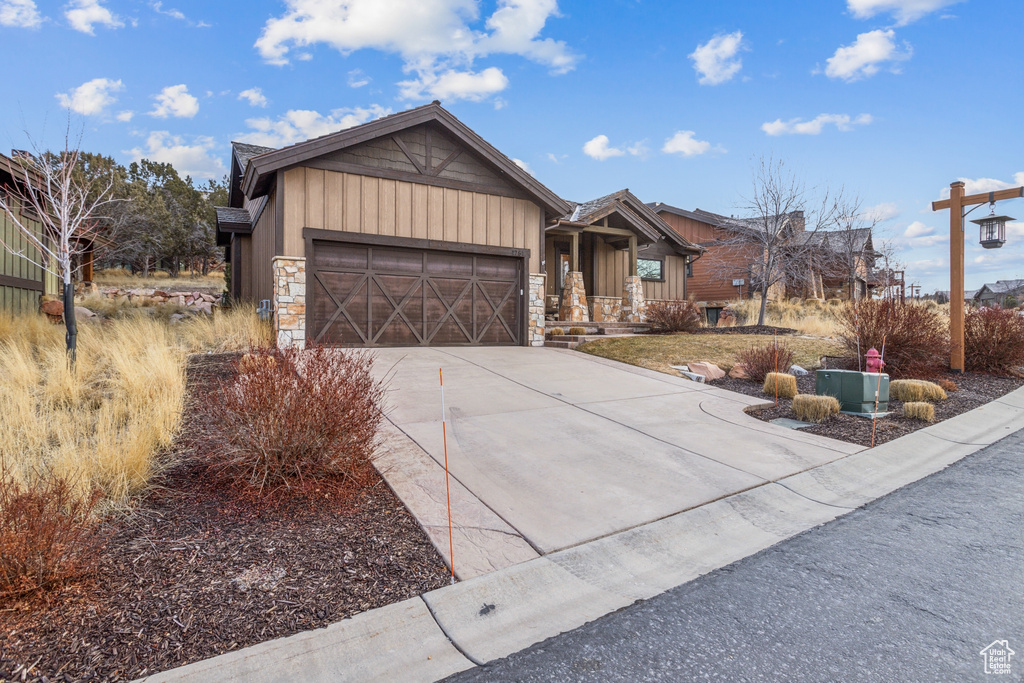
[589,296,622,323]
[621,275,647,323]
[528,273,546,346]
[559,271,590,322]
[273,256,306,349]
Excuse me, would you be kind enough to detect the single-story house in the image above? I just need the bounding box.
[973,279,1024,307]
[0,152,61,314]
[217,102,700,348]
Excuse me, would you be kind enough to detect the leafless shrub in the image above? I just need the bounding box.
[838,300,948,379]
[206,345,387,496]
[965,306,1024,373]
[646,300,703,333]
[738,341,795,383]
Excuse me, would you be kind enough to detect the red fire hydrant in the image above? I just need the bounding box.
[865,347,885,373]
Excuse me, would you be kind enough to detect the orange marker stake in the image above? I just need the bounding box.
[440,368,455,583]
[870,335,887,448]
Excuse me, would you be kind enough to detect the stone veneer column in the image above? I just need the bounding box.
[528,273,546,346]
[620,275,647,323]
[558,271,590,322]
[273,256,306,349]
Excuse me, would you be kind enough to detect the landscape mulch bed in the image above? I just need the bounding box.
[714,370,1024,447]
[0,354,451,683]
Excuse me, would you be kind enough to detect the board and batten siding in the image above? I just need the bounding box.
[1,199,48,314]
[281,167,543,273]
[593,240,688,301]
[250,194,276,304]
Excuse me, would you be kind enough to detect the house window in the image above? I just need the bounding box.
[637,257,664,281]
[686,258,693,278]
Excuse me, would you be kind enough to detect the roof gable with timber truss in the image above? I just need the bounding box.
[240,102,570,218]
[559,190,701,255]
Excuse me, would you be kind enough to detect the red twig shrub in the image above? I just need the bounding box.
[206,345,387,496]
[737,341,795,383]
[646,300,703,333]
[838,300,948,379]
[0,462,106,600]
[965,306,1024,373]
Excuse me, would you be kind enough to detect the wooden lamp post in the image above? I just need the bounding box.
[932,182,1023,372]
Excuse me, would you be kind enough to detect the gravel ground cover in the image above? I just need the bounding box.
[0,354,450,683]
[716,371,1024,447]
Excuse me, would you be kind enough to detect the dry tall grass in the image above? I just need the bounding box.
[792,394,841,423]
[93,268,225,289]
[0,308,270,510]
[890,379,947,403]
[762,372,798,399]
[729,299,843,337]
[903,402,936,422]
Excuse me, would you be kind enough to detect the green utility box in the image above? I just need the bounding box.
[815,369,889,414]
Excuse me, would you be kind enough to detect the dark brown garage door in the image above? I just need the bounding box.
[310,240,524,347]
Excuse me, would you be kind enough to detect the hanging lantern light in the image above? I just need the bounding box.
[970,203,1012,249]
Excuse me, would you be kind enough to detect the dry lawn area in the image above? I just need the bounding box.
[579,333,844,377]
[93,268,225,290]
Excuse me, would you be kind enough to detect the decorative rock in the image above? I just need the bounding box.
[74,306,96,319]
[620,275,646,323]
[689,361,726,381]
[728,363,750,379]
[193,301,213,315]
[41,299,64,316]
[790,364,809,376]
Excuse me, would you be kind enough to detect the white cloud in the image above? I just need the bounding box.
[546,152,567,163]
[847,0,961,26]
[904,221,934,238]
[864,202,900,222]
[65,0,123,34]
[582,135,624,161]
[254,0,577,102]
[150,84,199,119]
[825,30,911,81]
[347,69,370,88]
[238,87,268,108]
[116,110,134,122]
[661,130,712,157]
[151,1,184,20]
[398,66,509,102]
[939,174,1024,199]
[239,105,392,147]
[0,0,42,28]
[126,132,226,180]
[689,31,745,85]
[511,158,533,175]
[761,113,873,136]
[55,77,124,116]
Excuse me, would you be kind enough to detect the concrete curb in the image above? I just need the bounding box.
[140,384,1024,683]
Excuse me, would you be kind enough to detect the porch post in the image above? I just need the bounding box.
[570,231,579,272]
[628,236,637,277]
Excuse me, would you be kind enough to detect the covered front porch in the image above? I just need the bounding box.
[543,190,698,326]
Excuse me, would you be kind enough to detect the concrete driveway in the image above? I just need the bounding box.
[374,346,863,559]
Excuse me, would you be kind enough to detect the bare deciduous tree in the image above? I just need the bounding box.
[0,132,119,364]
[709,156,840,325]
[824,196,879,301]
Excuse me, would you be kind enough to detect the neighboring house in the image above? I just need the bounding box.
[547,190,701,321]
[973,279,1024,306]
[651,201,879,303]
[0,152,60,314]
[218,103,703,348]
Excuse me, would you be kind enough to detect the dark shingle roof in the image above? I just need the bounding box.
[215,206,252,226]
[232,142,276,170]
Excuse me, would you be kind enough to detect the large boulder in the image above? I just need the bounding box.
[689,361,726,381]
[74,306,97,320]
[41,299,64,316]
[728,363,750,379]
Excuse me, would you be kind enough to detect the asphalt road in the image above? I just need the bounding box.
[446,428,1024,682]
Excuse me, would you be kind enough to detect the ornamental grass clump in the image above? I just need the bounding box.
[569,326,587,336]
[548,327,565,336]
[838,300,948,379]
[903,402,935,422]
[738,341,795,383]
[792,394,841,423]
[206,345,387,496]
[646,300,703,333]
[890,379,947,403]
[964,306,1024,373]
[763,372,798,399]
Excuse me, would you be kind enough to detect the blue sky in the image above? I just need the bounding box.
[2,0,1022,292]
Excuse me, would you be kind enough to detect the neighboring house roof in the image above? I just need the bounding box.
[239,101,571,217]
[975,279,1024,299]
[790,227,874,253]
[562,190,701,255]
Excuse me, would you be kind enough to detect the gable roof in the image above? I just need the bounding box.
[562,190,701,255]
[791,227,874,253]
[239,102,570,217]
[976,279,1024,297]
[228,142,275,208]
